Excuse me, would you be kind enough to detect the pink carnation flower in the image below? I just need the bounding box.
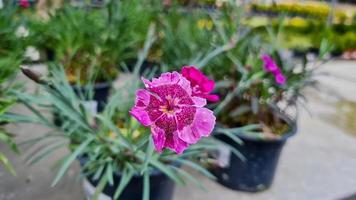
[19,0,30,8]
[275,73,286,85]
[181,66,220,102]
[261,54,278,73]
[261,54,287,85]
[130,72,216,154]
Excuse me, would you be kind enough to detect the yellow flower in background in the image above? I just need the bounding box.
[206,20,213,30]
[288,17,308,29]
[107,128,141,140]
[108,131,116,140]
[67,73,77,83]
[107,117,143,140]
[197,19,205,30]
[156,49,163,57]
[197,19,214,30]
[158,31,165,39]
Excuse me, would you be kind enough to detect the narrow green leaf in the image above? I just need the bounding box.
[166,158,215,180]
[93,165,105,181]
[113,168,134,200]
[214,128,243,145]
[171,166,206,191]
[51,136,94,187]
[142,171,150,200]
[148,158,184,185]
[0,153,16,176]
[96,115,131,149]
[141,138,154,175]
[93,175,108,200]
[28,142,66,165]
[106,164,114,186]
[212,139,246,162]
[0,130,19,154]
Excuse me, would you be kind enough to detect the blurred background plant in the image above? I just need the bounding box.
[27,0,153,84]
[3,61,245,200]
[0,0,355,198]
[202,5,333,139]
[153,6,217,71]
[0,4,25,176]
[249,1,356,56]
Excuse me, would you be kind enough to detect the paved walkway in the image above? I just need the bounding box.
[1,60,356,200]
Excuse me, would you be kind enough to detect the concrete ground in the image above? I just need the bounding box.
[1,60,356,200]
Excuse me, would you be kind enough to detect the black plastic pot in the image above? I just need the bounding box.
[212,124,296,192]
[71,82,111,113]
[78,156,175,200]
[53,82,111,126]
[46,49,55,61]
[123,60,159,76]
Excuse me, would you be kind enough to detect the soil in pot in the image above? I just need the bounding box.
[212,124,296,192]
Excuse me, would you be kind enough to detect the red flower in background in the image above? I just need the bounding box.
[261,54,287,85]
[181,66,220,102]
[19,0,30,8]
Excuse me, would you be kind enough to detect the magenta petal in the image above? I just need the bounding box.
[177,76,193,96]
[266,63,278,72]
[177,107,215,144]
[135,89,150,106]
[179,126,200,144]
[164,131,189,154]
[142,77,152,88]
[151,126,166,153]
[275,73,286,85]
[205,94,220,102]
[201,80,215,92]
[191,96,207,107]
[191,107,216,137]
[130,108,152,126]
[151,72,180,86]
[181,66,191,79]
[189,68,204,82]
[130,89,153,126]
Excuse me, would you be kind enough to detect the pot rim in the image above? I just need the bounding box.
[216,116,297,143]
[78,155,178,178]
[71,82,112,90]
[236,120,297,143]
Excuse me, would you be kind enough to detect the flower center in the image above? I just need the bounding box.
[160,95,180,115]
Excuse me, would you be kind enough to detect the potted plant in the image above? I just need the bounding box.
[28,1,152,112]
[0,10,23,174]
[152,6,217,71]
[0,80,20,176]
[204,9,331,191]
[7,60,240,200]
[0,62,21,176]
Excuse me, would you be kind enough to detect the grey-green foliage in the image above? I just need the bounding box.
[206,8,328,136]
[27,0,153,83]
[5,64,214,200]
[2,28,250,200]
[0,6,25,176]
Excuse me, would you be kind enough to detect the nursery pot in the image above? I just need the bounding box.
[45,48,55,61]
[212,123,296,192]
[71,82,111,113]
[124,60,158,76]
[78,156,175,200]
[53,82,110,126]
